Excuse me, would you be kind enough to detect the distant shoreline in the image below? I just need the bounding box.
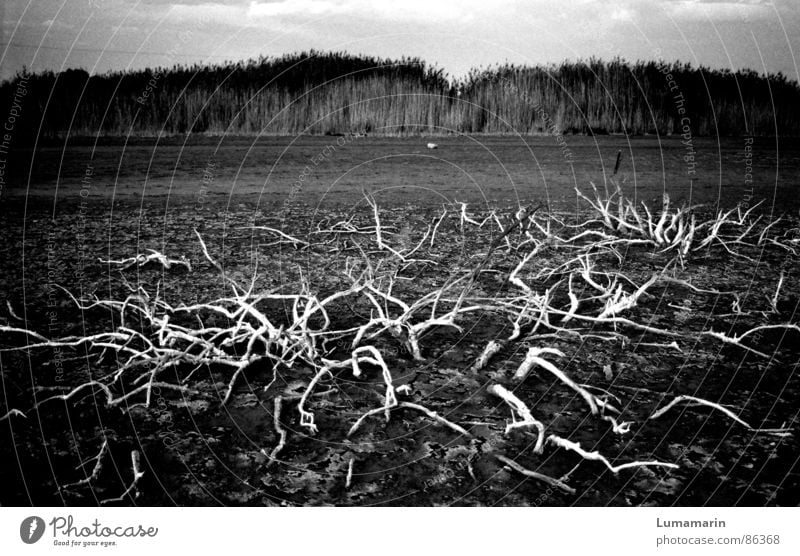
[13,132,796,149]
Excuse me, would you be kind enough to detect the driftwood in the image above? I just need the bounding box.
[3,188,796,501]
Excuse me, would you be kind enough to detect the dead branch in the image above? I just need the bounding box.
[495,454,576,494]
[60,439,109,491]
[99,249,191,271]
[488,384,545,453]
[547,435,679,473]
[347,401,471,437]
[471,340,503,372]
[649,395,793,436]
[264,396,288,464]
[346,458,355,489]
[244,226,310,248]
[100,450,145,505]
[0,408,26,422]
[514,347,603,416]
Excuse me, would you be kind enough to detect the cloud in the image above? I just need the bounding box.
[161,0,520,31]
[561,0,774,25]
[247,0,339,18]
[244,0,517,24]
[364,0,512,24]
[609,6,635,22]
[8,0,795,83]
[664,0,772,20]
[167,2,247,21]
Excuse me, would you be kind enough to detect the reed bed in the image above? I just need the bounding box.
[3,52,798,139]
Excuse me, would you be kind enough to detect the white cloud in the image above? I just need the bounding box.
[168,2,248,22]
[665,0,771,20]
[609,7,634,22]
[244,0,516,24]
[247,0,339,18]
[365,0,509,23]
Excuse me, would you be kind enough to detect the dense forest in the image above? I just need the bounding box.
[2,50,799,139]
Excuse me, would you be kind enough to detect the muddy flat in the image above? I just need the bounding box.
[5,136,800,211]
[1,137,798,506]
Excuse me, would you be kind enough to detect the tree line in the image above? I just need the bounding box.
[2,50,798,140]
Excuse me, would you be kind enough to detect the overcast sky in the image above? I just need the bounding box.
[2,0,799,82]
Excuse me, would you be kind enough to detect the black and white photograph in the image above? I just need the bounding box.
[1,0,799,550]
